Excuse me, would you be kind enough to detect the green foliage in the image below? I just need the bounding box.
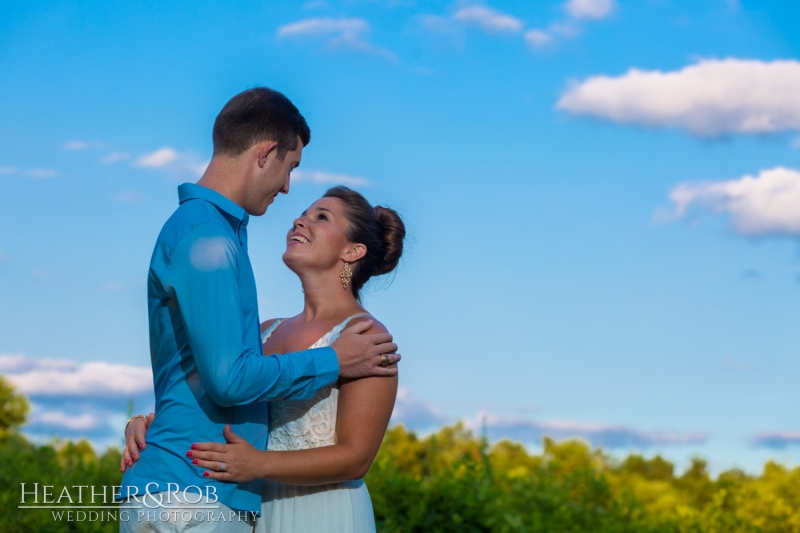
[0,432,123,532]
[0,375,29,436]
[0,376,797,532]
[366,424,800,533]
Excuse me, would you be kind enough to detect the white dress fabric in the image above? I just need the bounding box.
[255,315,377,533]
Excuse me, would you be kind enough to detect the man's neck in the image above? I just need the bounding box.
[197,156,247,208]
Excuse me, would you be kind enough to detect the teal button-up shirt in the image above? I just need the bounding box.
[120,183,339,513]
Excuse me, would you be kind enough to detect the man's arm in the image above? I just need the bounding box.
[169,222,339,406]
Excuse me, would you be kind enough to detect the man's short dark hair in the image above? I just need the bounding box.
[212,87,311,159]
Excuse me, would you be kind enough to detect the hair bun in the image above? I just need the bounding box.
[373,206,405,276]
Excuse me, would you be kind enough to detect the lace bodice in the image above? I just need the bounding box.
[262,315,368,451]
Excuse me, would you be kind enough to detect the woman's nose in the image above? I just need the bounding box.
[293,216,306,228]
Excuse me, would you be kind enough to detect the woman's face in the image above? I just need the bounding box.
[282,196,358,274]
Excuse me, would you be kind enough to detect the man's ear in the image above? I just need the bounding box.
[342,244,367,263]
[256,141,279,168]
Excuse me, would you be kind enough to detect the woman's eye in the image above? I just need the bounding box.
[317,214,327,221]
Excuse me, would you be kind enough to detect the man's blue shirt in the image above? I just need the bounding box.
[120,183,340,513]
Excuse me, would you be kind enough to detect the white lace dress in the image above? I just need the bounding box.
[255,314,377,533]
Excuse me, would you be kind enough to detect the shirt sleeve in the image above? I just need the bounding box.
[167,222,339,407]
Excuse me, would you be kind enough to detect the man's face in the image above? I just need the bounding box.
[246,135,303,216]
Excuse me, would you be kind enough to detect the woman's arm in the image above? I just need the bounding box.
[190,320,398,485]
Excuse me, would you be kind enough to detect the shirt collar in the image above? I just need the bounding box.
[178,183,249,226]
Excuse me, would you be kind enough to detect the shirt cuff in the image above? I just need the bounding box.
[311,347,340,387]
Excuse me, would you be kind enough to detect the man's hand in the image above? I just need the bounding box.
[331,319,400,379]
[120,412,155,472]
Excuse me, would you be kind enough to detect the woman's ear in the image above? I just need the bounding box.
[342,243,367,263]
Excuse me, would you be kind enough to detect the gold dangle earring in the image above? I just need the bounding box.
[340,261,353,290]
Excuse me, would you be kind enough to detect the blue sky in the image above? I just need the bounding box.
[1,0,800,474]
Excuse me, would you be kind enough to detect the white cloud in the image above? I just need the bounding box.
[31,411,98,431]
[565,0,616,20]
[277,17,397,63]
[62,140,102,151]
[0,167,58,178]
[136,147,179,168]
[557,58,800,136]
[114,191,144,203]
[24,168,58,178]
[291,169,370,187]
[1,354,152,398]
[658,167,800,236]
[135,148,207,177]
[524,29,553,48]
[102,151,131,164]
[278,17,368,38]
[452,5,523,34]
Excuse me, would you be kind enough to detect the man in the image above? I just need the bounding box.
[118,88,400,532]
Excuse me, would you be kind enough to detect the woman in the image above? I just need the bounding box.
[122,185,405,532]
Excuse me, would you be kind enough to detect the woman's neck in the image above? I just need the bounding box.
[297,270,363,323]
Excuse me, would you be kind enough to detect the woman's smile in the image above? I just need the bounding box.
[288,231,311,245]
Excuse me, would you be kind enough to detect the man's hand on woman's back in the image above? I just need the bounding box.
[332,320,400,379]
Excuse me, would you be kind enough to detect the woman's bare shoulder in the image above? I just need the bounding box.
[347,314,389,335]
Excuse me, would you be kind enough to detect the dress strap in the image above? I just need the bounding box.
[329,313,372,339]
[261,318,287,343]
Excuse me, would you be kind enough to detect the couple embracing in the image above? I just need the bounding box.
[117,87,405,533]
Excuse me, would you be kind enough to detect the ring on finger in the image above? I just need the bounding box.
[380,353,391,367]
[219,461,226,472]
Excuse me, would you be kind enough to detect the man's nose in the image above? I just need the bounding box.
[281,175,291,194]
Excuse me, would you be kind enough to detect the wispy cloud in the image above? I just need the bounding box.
[390,390,706,449]
[752,431,800,450]
[114,191,145,203]
[277,17,398,63]
[102,151,131,164]
[135,147,207,177]
[655,167,800,237]
[452,5,523,34]
[558,58,800,136]
[23,168,58,178]
[62,140,103,151]
[467,413,707,449]
[0,166,59,178]
[524,29,553,48]
[524,0,612,51]
[32,411,99,431]
[291,169,370,186]
[1,353,152,398]
[2,354,153,448]
[565,0,616,20]
[136,147,179,168]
